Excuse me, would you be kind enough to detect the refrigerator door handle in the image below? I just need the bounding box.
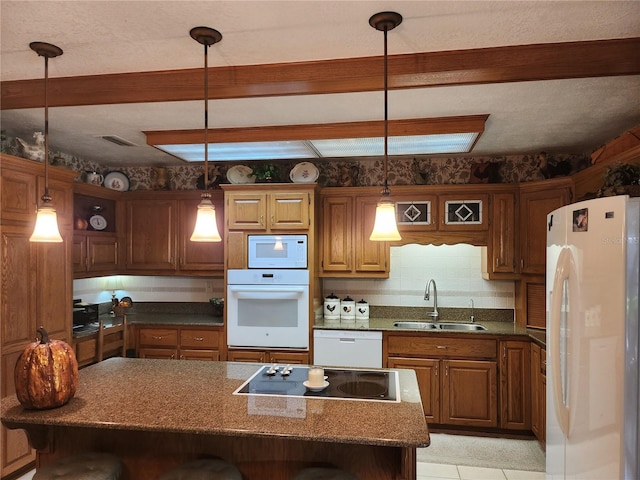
[550,247,573,437]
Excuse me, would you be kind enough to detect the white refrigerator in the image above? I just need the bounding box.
[546,195,639,479]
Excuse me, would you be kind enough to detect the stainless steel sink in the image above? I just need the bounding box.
[393,321,440,330]
[437,322,487,331]
[393,321,487,331]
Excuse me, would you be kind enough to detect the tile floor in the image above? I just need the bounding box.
[417,461,545,480]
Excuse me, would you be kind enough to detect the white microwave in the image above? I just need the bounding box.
[247,234,307,269]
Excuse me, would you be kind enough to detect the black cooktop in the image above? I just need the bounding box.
[234,365,400,402]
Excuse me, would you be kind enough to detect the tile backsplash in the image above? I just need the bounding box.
[74,245,513,313]
[322,243,515,310]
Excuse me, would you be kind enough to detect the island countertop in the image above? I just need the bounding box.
[1,357,429,449]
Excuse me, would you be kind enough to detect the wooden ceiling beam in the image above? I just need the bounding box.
[2,38,639,110]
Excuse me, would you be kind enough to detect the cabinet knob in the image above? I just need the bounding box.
[436,345,447,349]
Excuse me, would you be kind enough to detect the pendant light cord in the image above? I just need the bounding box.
[203,41,209,193]
[383,25,389,196]
[43,54,51,201]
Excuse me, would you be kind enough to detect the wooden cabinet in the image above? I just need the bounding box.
[227,349,310,364]
[225,188,310,231]
[499,340,531,431]
[73,232,119,275]
[126,199,177,271]
[319,191,388,277]
[531,343,546,446]
[178,197,225,272]
[386,333,498,428]
[137,325,221,360]
[519,179,572,275]
[0,154,75,477]
[438,193,489,232]
[124,192,224,275]
[482,188,519,279]
[73,184,122,277]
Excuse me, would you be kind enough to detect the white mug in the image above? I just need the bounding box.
[86,172,104,185]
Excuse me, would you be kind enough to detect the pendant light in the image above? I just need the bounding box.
[189,26,222,242]
[29,42,63,243]
[369,12,402,242]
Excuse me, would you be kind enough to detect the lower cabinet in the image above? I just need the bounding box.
[137,326,221,360]
[227,349,309,364]
[531,343,546,446]
[386,334,498,428]
[499,340,532,431]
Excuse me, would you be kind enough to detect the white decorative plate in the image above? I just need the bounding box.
[104,171,130,191]
[290,162,319,183]
[303,380,329,392]
[227,165,256,184]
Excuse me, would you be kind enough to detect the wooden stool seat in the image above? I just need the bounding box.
[33,452,122,480]
[159,459,242,480]
[292,467,359,480]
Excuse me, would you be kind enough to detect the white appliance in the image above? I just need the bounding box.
[247,234,307,269]
[546,195,639,479]
[227,269,309,349]
[313,330,382,368]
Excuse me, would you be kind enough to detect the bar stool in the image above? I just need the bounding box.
[292,467,359,480]
[159,459,242,480]
[33,452,123,480]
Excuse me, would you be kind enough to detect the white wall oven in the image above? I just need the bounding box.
[227,269,309,349]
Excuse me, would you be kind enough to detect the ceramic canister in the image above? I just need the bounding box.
[340,295,356,320]
[324,293,340,320]
[356,299,369,320]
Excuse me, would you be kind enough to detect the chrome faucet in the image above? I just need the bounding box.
[469,299,475,323]
[424,279,439,321]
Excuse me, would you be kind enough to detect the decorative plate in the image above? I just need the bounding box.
[303,380,329,392]
[89,214,107,231]
[290,162,319,183]
[104,171,130,191]
[226,165,256,184]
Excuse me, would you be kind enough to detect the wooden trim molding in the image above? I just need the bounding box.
[2,38,639,110]
[143,115,489,145]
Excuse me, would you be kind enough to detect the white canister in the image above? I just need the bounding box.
[356,299,369,320]
[340,295,356,320]
[323,293,340,321]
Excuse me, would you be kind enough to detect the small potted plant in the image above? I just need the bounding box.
[250,163,279,183]
[598,162,640,197]
[209,297,224,317]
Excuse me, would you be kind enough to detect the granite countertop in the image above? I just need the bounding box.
[1,358,429,448]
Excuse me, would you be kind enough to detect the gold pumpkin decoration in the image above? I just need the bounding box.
[14,327,79,410]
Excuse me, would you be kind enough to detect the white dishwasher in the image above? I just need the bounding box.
[313,330,382,368]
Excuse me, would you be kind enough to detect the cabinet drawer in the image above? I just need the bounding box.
[138,328,178,347]
[180,329,219,349]
[387,335,497,359]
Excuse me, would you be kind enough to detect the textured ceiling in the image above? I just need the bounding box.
[1,1,639,167]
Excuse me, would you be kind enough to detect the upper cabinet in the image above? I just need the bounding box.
[73,183,122,277]
[319,189,389,277]
[518,179,573,275]
[225,186,311,232]
[123,191,225,276]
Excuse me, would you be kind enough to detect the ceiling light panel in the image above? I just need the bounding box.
[157,141,318,162]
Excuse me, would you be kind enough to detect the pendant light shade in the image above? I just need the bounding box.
[29,41,63,243]
[190,196,221,242]
[369,12,402,242]
[190,26,223,243]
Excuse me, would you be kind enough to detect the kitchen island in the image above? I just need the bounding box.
[1,358,429,480]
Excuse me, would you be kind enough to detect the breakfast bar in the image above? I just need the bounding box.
[1,358,430,480]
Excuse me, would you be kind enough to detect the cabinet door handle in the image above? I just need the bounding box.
[436,345,447,349]
[435,364,439,377]
[193,336,204,342]
[152,335,164,340]
[445,364,449,376]
[180,355,185,360]
[503,345,507,359]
